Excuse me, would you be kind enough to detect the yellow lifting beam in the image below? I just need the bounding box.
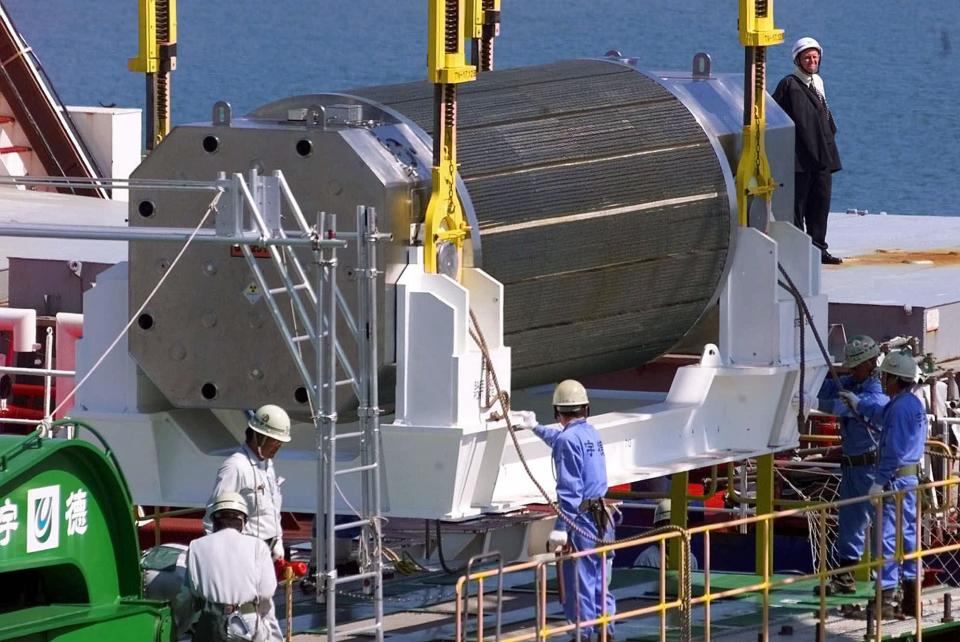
[465,0,501,71]
[734,0,783,227]
[129,0,177,150]
[424,0,477,278]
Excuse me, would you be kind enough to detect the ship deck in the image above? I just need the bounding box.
[823,212,960,310]
[283,567,960,641]
[822,212,960,366]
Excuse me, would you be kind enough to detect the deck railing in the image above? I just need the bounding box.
[455,475,960,642]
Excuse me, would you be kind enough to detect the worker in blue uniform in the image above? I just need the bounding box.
[816,335,887,594]
[841,350,926,618]
[511,379,616,641]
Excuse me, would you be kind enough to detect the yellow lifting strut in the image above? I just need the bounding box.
[734,0,783,227]
[128,0,177,150]
[465,0,501,71]
[424,0,477,278]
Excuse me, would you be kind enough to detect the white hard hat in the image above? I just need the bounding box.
[207,491,249,519]
[791,37,822,62]
[842,335,880,368]
[654,499,671,525]
[879,349,920,382]
[248,404,291,443]
[552,379,589,409]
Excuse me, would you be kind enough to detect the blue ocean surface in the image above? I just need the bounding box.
[5,0,959,216]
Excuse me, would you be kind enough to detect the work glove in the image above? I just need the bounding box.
[272,539,285,561]
[548,529,568,551]
[868,483,885,497]
[838,390,860,411]
[507,410,538,430]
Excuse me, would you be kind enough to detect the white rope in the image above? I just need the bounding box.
[48,190,223,421]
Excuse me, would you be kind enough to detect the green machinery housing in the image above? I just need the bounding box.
[0,428,173,641]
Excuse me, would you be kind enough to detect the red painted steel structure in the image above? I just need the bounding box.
[0,5,107,198]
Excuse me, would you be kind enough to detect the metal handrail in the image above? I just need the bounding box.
[454,476,960,642]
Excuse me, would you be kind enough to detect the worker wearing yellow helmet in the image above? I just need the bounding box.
[510,379,616,640]
[205,404,291,564]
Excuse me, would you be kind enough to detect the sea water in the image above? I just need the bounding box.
[7,0,959,216]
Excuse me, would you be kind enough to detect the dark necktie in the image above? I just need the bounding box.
[810,83,836,130]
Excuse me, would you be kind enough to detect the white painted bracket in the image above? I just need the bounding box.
[381,250,514,518]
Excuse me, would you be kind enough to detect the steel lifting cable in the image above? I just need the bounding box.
[776,263,884,444]
[467,309,693,640]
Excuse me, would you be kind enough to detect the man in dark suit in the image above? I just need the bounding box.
[773,37,843,265]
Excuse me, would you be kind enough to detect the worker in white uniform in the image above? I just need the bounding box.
[632,499,699,570]
[206,404,290,562]
[178,492,281,641]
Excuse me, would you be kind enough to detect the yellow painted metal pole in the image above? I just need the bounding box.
[754,454,774,575]
[424,0,476,278]
[668,471,688,572]
[915,488,923,640]
[816,509,827,642]
[128,0,159,75]
[857,516,872,582]
[128,0,177,149]
[465,0,500,71]
[735,0,783,227]
[703,530,712,642]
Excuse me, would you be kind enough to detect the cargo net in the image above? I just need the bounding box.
[774,461,843,572]
[921,448,960,587]
[779,452,960,587]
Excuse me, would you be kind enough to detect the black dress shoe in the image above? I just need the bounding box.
[821,252,843,265]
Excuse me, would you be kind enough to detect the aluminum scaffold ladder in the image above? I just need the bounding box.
[315,207,387,642]
[229,172,387,641]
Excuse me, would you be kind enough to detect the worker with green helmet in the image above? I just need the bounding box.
[178,491,281,641]
[205,404,291,558]
[511,379,616,641]
[840,349,926,618]
[816,335,888,595]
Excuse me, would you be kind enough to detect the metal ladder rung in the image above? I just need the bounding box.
[268,282,309,295]
[337,378,354,387]
[334,431,363,440]
[333,622,381,639]
[335,570,380,585]
[334,518,373,532]
[334,462,378,476]
[291,334,312,344]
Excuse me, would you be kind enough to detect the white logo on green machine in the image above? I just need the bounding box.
[0,499,18,546]
[27,485,60,552]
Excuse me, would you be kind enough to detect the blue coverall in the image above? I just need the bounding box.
[860,390,927,590]
[818,375,888,563]
[534,418,616,638]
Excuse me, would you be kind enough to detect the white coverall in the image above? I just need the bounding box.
[205,443,285,560]
[179,528,282,641]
